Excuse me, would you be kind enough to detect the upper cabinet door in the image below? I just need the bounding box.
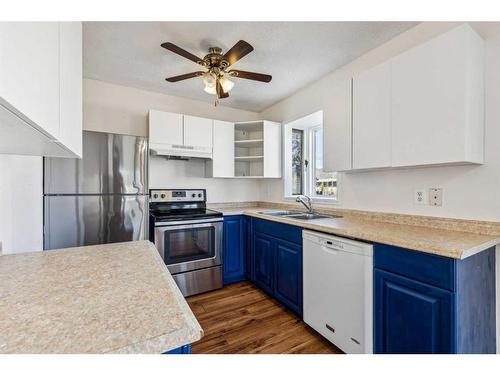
[59,22,83,158]
[148,110,183,146]
[0,22,60,139]
[212,120,235,177]
[183,115,213,148]
[391,24,484,167]
[324,79,352,172]
[263,120,281,178]
[352,60,392,169]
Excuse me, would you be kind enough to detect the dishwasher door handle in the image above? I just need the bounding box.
[320,241,342,254]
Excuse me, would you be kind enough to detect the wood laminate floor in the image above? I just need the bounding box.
[186,281,342,354]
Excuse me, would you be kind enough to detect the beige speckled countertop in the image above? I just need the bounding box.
[210,203,500,259]
[0,241,203,354]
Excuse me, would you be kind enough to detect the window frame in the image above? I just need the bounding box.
[282,111,339,203]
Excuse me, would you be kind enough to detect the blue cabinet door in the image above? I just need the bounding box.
[374,269,454,354]
[274,239,303,317]
[252,232,275,294]
[245,216,252,280]
[223,216,245,285]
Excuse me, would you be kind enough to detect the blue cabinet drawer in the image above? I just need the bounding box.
[374,243,456,291]
[252,217,302,244]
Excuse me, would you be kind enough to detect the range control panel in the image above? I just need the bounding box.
[150,189,205,203]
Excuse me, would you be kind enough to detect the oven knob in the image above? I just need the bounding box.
[198,193,202,198]
[153,193,158,199]
[161,193,166,198]
[191,193,196,198]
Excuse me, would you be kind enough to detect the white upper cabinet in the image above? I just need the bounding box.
[183,115,213,148]
[149,111,213,158]
[391,24,484,167]
[324,79,352,172]
[342,23,484,172]
[149,110,183,146]
[0,22,83,158]
[263,121,281,178]
[209,120,235,178]
[352,60,392,169]
[58,22,83,157]
[0,22,60,138]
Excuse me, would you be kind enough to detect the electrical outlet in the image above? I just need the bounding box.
[429,188,443,206]
[414,189,427,205]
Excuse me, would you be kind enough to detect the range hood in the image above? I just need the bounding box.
[149,142,213,159]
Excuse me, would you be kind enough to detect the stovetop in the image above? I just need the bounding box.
[150,208,223,222]
[149,188,222,222]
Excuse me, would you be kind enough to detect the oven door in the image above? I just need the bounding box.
[154,218,223,274]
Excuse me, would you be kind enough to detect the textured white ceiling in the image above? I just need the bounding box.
[83,22,418,112]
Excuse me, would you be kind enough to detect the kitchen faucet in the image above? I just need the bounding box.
[296,195,313,213]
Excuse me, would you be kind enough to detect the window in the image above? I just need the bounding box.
[311,127,337,198]
[283,111,338,201]
[291,129,304,195]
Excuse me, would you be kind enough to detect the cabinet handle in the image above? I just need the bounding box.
[325,324,335,333]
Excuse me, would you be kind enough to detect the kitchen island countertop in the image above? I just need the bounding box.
[0,241,203,354]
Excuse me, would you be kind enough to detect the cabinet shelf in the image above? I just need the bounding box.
[234,156,264,162]
[234,139,264,148]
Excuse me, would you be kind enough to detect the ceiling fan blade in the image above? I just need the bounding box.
[216,79,229,99]
[165,71,204,82]
[222,40,254,67]
[161,42,205,66]
[228,70,272,83]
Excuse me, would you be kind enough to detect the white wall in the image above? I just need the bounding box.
[149,157,262,203]
[0,155,43,254]
[260,22,500,222]
[84,79,262,203]
[84,79,259,136]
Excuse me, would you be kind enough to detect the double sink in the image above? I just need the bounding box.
[258,210,342,221]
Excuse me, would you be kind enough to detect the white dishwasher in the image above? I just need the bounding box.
[303,230,373,354]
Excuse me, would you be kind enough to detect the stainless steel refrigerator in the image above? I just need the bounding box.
[43,131,148,250]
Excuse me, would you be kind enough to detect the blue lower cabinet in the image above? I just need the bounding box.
[223,215,246,285]
[374,269,454,354]
[374,244,496,354]
[164,344,192,354]
[250,218,303,317]
[245,216,252,280]
[274,239,302,316]
[252,232,275,294]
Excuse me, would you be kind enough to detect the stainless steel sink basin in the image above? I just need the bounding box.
[258,210,304,216]
[259,210,342,220]
[285,213,335,220]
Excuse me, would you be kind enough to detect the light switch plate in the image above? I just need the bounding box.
[429,188,443,206]
[414,189,427,205]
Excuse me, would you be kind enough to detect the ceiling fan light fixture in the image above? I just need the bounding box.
[220,76,235,92]
[203,84,216,95]
[202,71,216,88]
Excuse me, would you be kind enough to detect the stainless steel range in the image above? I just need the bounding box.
[149,189,223,297]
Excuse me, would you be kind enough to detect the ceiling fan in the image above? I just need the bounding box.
[161,40,272,101]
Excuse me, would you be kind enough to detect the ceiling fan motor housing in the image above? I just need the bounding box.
[204,47,228,68]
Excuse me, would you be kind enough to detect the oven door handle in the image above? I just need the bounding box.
[156,221,221,232]
[154,217,223,227]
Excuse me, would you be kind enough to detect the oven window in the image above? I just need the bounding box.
[163,226,215,264]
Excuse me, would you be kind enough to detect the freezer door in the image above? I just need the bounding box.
[44,131,147,194]
[44,195,148,249]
